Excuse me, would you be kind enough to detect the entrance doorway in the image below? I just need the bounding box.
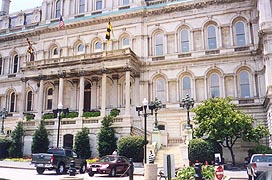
[63,134,73,148]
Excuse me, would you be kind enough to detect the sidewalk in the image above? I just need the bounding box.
[0,160,248,180]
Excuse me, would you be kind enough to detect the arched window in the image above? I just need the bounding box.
[182,76,191,97]
[77,44,84,54]
[95,41,102,52]
[210,74,220,97]
[46,88,53,110]
[79,0,85,13]
[155,33,164,56]
[96,0,102,10]
[26,91,33,111]
[10,92,15,112]
[123,0,129,5]
[56,0,61,18]
[156,78,166,102]
[180,29,189,53]
[235,22,246,47]
[53,47,58,56]
[240,71,250,98]
[207,25,217,49]
[122,37,129,47]
[13,55,18,74]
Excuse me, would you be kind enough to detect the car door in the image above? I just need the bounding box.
[119,157,129,174]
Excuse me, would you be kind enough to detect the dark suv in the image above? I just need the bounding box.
[87,155,131,177]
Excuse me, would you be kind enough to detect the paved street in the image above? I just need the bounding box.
[0,160,248,180]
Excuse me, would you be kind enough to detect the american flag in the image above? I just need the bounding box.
[58,15,64,29]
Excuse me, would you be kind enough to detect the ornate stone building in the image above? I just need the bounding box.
[0,0,271,164]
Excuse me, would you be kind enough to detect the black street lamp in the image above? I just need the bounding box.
[136,98,155,164]
[180,94,194,128]
[0,108,8,134]
[150,97,164,131]
[53,103,69,148]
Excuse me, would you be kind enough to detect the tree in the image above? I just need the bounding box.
[31,121,50,153]
[8,121,25,158]
[192,97,269,165]
[74,127,91,159]
[97,116,117,157]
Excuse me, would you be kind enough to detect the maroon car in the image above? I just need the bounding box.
[87,155,131,177]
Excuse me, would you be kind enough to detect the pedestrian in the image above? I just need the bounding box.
[112,149,118,156]
[148,150,155,164]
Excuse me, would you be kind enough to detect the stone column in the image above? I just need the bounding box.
[20,78,27,119]
[125,70,131,115]
[101,71,107,116]
[91,77,98,109]
[36,76,44,120]
[58,76,64,107]
[134,75,140,107]
[78,74,84,117]
[112,74,119,108]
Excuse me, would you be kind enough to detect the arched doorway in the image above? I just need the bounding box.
[63,134,73,148]
[84,82,92,111]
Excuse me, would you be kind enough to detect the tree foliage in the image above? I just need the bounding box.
[31,121,50,153]
[0,138,12,158]
[74,127,91,159]
[192,97,269,165]
[97,116,117,157]
[8,121,25,158]
[118,136,144,162]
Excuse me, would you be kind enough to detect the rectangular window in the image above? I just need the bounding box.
[25,14,33,25]
[79,0,85,13]
[123,0,129,5]
[47,99,52,110]
[96,0,102,10]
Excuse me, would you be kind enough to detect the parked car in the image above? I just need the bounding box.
[31,148,87,175]
[247,154,272,180]
[256,170,272,180]
[87,155,131,177]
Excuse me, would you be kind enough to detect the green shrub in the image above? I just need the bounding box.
[118,136,144,162]
[173,165,215,180]
[0,138,12,158]
[31,121,49,154]
[63,112,78,118]
[83,111,100,118]
[110,108,120,117]
[248,144,272,157]
[42,113,56,120]
[189,138,221,164]
[25,113,35,121]
[8,122,25,158]
[74,127,92,159]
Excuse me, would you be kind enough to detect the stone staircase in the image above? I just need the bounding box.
[154,144,189,169]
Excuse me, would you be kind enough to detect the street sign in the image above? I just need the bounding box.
[215,165,224,180]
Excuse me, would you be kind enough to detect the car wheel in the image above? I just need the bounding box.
[36,167,45,174]
[109,168,116,177]
[56,163,66,175]
[88,172,94,177]
[80,163,86,174]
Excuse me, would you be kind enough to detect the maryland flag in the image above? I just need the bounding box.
[105,21,112,42]
[26,38,34,54]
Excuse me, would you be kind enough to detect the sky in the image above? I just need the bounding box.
[1,0,43,13]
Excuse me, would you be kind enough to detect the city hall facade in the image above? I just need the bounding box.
[0,0,272,163]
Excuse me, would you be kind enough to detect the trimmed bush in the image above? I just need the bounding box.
[74,127,92,159]
[248,144,272,158]
[8,122,25,158]
[110,108,120,117]
[63,112,78,118]
[83,110,100,118]
[189,138,221,164]
[42,113,56,120]
[31,121,50,153]
[118,136,144,162]
[0,138,12,158]
[25,113,35,121]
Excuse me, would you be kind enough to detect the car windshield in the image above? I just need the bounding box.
[252,155,272,162]
[98,156,117,162]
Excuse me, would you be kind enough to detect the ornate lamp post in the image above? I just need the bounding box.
[0,108,8,134]
[180,94,194,128]
[150,97,164,131]
[53,103,69,148]
[136,98,155,164]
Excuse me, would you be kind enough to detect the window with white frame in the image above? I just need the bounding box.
[56,0,61,18]
[122,0,129,5]
[46,88,53,110]
[94,41,102,52]
[155,33,164,56]
[96,0,102,10]
[239,70,250,98]
[52,47,58,57]
[182,76,191,98]
[207,25,217,50]
[79,0,85,13]
[156,78,166,102]
[26,91,33,111]
[12,55,19,74]
[180,29,189,53]
[77,44,84,54]
[9,92,16,112]
[122,37,129,48]
[210,74,220,97]
[235,21,246,47]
